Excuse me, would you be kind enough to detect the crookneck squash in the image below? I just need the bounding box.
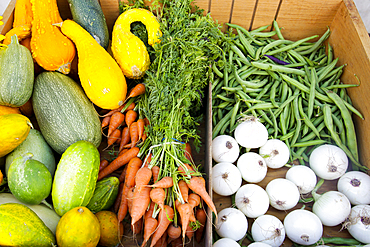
[112,8,162,79]
[0,35,34,107]
[30,0,75,74]
[59,19,127,110]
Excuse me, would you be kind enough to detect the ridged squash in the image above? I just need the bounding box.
[0,34,34,107]
[30,0,76,74]
[86,176,119,213]
[52,140,100,216]
[0,203,56,246]
[56,206,100,247]
[59,19,127,110]
[0,114,33,158]
[32,71,102,154]
[112,8,162,79]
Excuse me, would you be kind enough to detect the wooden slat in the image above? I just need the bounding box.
[0,0,16,35]
[209,0,234,30]
[100,0,120,37]
[251,0,280,30]
[329,0,370,170]
[276,0,342,41]
[229,0,257,30]
[193,0,211,14]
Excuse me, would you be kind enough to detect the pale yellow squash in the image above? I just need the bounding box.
[112,8,162,79]
[59,20,127,110]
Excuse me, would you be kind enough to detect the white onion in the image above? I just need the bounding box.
[237,152,267,183]
[251,214,285,247]
[284,209,323,245]
[212,135,240,163]
[234,117,268,149]
[312,189,351,227]
[259,139,290,169]
[309,144,348,180]
[265,178,300,210]
[285,165,317,194]
[337,171,370,205]
[215,207,249,241]
[235,184,269,218]
[346,204,370,244]
[212,238,240,247]
[248,242,272,247]
[212,162,242,196]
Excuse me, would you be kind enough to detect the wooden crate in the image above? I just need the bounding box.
[1,0,370,246]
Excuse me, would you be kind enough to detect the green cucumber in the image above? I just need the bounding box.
[8,153,52,205]
[67,0,110,49]
[52,140,100,216]
[32,71,102,154]
[87,176,119,213]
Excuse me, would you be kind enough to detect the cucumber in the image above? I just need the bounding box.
[0,203,56,246]
[32,71,102,154]
[67,0,110,49]
[5,128,56,176]
[52,140,100,216]
[87,176,119,213]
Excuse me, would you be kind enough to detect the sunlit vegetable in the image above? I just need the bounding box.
[285,165,317,194]
[309,144,348,180]
[337,171,370,205]
[234,117,268,150]
[259,139,290,169]
[265,178,300,210]
[212,135,240,163]
[346,204,370,244]
[237,152,267,183]
[284,209,323,245]
[213,238,240,247]
[251,214,285,247]
[215,207,249,241]
[235,184,269,218]
[212,162,242,196]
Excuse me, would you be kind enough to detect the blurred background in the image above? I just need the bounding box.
[0,0,369,32]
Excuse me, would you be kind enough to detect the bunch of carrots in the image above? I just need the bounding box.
[97,83,217,246]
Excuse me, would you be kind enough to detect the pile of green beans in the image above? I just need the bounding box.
[211,21,367,171]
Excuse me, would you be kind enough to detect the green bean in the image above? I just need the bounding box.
[317,58,339,83]
[245,102,276,113]
[273,20,284,40]
[256,81,273,100]
[212,110,233,139]
[283,62,306,68]
[230,45,250,65]
[273,93,298,117]
[292,139,328,147]
[287,49,307,63]
[221,86,244,93]
[212,110,217,127]
[279,110,287,135]
[234,67,269,88]
[250,24,270,33]
[226,23,265,46]
[228,49,234,66]
[298,27,331,55]
[280,131,295,141]
[237,29,256,58]
[217,101,231,109]
[251,61,306,76]
[307,67,317,119]
[322,104,366,171]
[266,70,281,81]
[252,30,277,38]
[266,35,319,56]
[324,89,359,162]
[270,80,280,107]
[230,100,241,130]
[261,40,292,54]
[298,97,321,138]
[327,44,333,65]
[332,113,346,144]
[257,109,273,126]
[212,63,223,78]
[268,108,279,138]
[282,105,291,134]
[254,46,263,60]
[291,97,301,146]
[320,237,361,245]
[239,66,258,79]
[326,83,359,89]
[216,94,235,103]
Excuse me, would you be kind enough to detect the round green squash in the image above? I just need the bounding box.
[5,128,56,176]
[0,34,34,107]
[52,140,100,216]
[8,153,52,205]
[0,203,56,246]
[87,176,119,213]
[32,71,102,154]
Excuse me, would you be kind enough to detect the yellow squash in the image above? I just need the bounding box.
[0,105,21,116]
[0,114,33,157]
[56,206,100,247]
[59,20,127,110]
[30,0,76,74]
[112,8,162,79]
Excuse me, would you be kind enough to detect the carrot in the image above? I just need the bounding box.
[141,216,158,247]
[170,237,183,247]
[195,208,207,243]
[127,186,135,216]
[131,216,143,235]
[178,180,189,203]
[144,153,152,168]
[184,142,193,162]
[187,176,217,218]
[185,222,194,240]
[137,118,145,141]
[108,111,125,137]
[150,205,174,247]
[150,187,166,211]
[153,230,167,247]
[178,163,195,177]
[98,147,140,180]
[99,159,109,172]
[119,126,130,152]
[129,121,139,148]
[135,167,152,188]
[101,115,111,130]
[114,182,124,213]
[149,176,173,189]
[101,101,135,117]
[151,165,160,183]
[125,109,138,128]
[145,201,156,222]
[188,193,200,209]
[131,186,151,227]
[177,203,193,240]
[167,223,181,243]
[107,128,121,148]
[118,148,129,157]
[128,83,146,98]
